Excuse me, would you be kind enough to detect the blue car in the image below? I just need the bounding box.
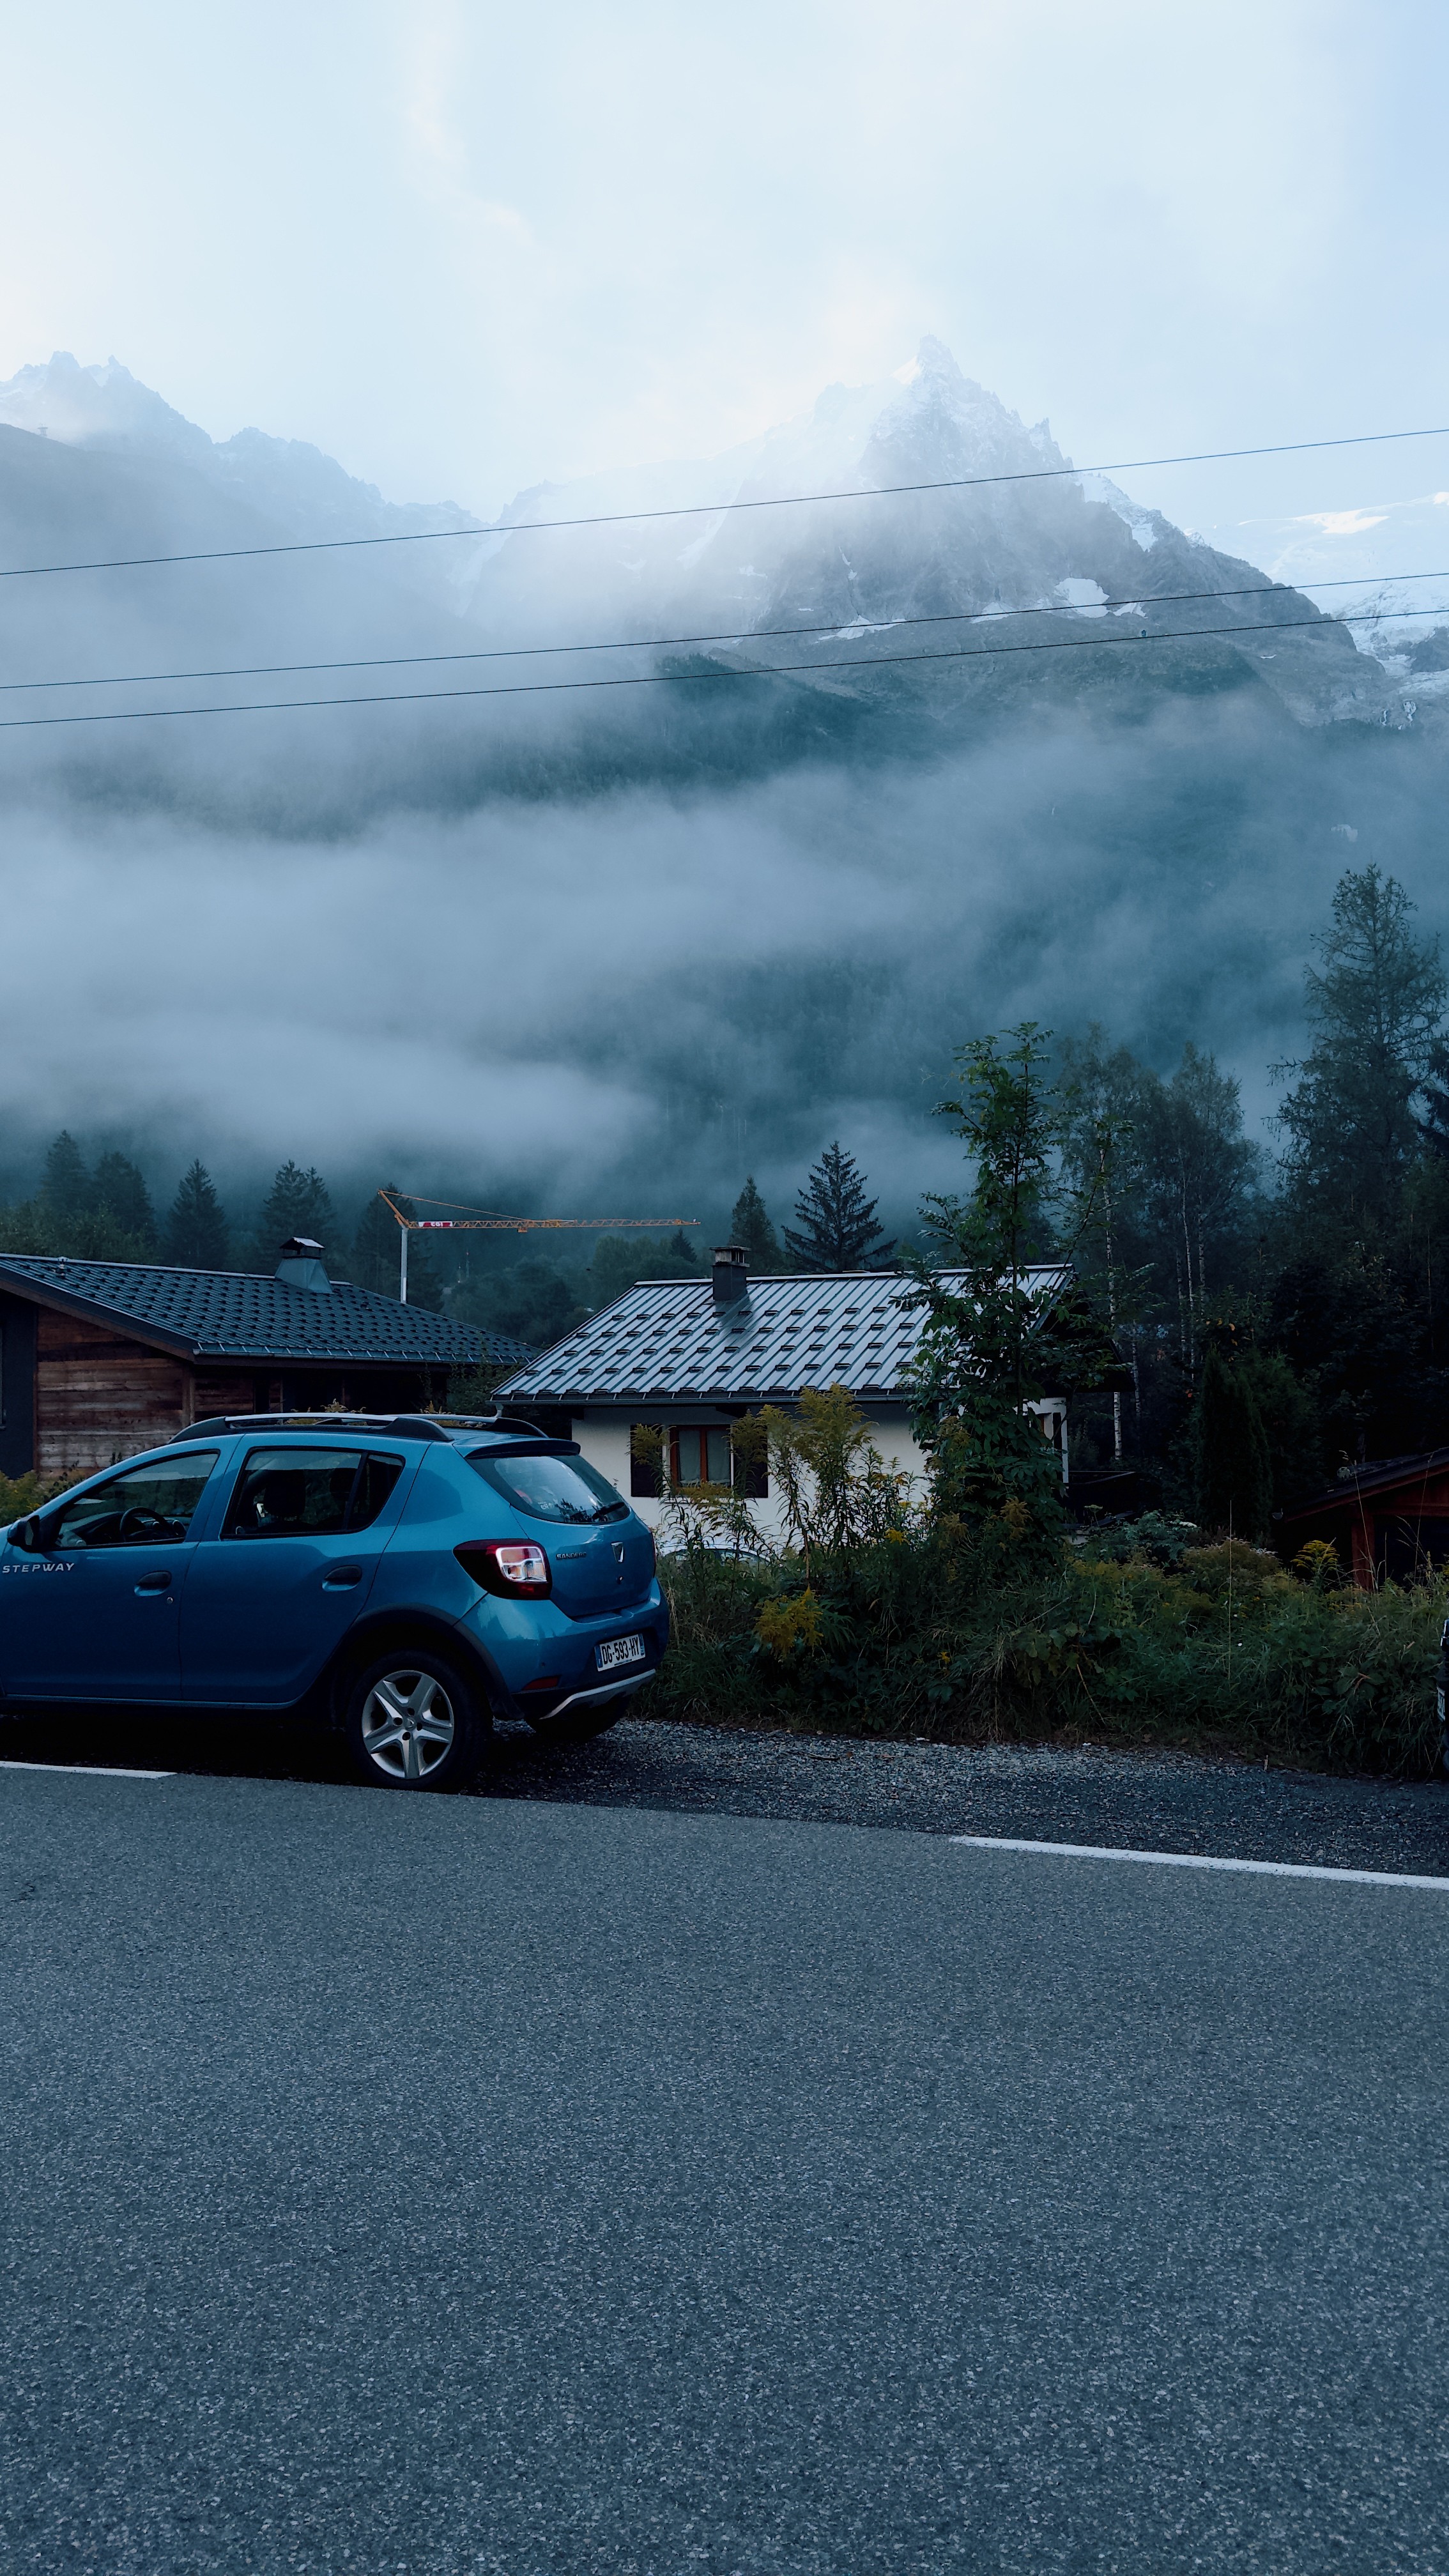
[0,1412,668,1790]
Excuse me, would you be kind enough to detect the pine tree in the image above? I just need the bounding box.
[1277,864,1446,1222]
[729,1176,782,1271]
[254,1162,335,1259]
[783,1144,893,1271]
[93,1151,157,1251]
[40,1131,91,1222]
[165,1162,230,1268]
[1194,1347,1273,1541]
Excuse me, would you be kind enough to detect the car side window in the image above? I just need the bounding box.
[49,1452,221,1551]
[222,1448,404,1540]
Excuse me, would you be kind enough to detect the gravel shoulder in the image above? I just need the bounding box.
[481,1715,1449,1876]
[4,1697,1446,1877]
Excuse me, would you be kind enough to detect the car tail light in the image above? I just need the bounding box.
[454,1538,551,1598]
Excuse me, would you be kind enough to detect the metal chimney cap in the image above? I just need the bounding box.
[275,1237,332,1294]
[712,1243,749,1306]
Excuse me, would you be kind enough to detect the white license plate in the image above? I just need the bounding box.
[595,1633,645,1673]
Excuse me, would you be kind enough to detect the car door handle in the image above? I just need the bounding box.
[322,1566,362,1590]
[134,1570,172,1595]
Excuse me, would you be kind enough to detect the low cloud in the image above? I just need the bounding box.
[3,675,1433,1232]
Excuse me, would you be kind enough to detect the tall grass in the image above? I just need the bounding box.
[654,1528,1446,1776]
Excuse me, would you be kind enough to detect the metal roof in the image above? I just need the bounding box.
[1276,1446,1449,1523]
[496,1266,1068,1407]
[0,1255,531,1370]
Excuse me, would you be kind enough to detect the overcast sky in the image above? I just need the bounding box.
[2,0,1448,547]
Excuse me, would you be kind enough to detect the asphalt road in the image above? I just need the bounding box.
[3,1765,1446,2574]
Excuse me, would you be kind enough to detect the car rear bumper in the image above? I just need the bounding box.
[523,1668,657,1727]
[464,1586,669,1721]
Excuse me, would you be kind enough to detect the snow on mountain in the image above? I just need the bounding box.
[0,340,1412,733]
[463,337,1395,728]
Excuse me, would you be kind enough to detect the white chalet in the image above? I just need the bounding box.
[495,1246,1070,1547]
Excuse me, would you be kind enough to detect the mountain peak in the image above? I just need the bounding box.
[0,350,211,463]
[912,334,963,381]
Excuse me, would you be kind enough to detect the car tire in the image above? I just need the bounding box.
[343,1647,486,1791]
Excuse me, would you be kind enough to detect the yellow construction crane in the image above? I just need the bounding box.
[377,1190,702,1303]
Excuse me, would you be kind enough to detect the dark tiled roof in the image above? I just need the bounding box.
[497,1266,1067,1406]
[0,1255,531,1369]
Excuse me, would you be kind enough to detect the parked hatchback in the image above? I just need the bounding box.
[0,1413,668,1789]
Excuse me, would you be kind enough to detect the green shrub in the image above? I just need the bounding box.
[0,1470,72,1522]
[653,1527,1446,1776]
[1080,1511,1199,1568]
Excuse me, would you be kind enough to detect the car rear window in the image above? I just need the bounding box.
[224,1448,404,1538]
[467,1448,628,1525]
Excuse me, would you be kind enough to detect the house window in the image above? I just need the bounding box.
[667,1425,769,1497]
[671,1427,733,1488]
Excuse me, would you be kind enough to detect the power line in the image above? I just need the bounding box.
[3,568,1445,700]
[0,602,1430,734]
[1,422,1446,583]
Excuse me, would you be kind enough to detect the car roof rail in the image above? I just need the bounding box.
[428,1412,547,1438]
[170,1411,457,1444]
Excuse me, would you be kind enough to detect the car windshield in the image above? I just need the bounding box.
[468,1447,628,1525]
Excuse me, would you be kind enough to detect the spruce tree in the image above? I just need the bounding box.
[93,1151,157,1251]
[165,1162,230,1268]
[1277,865,1446,1222]
[729,1176,782,1272]
[254,1162,335,1259]
[40,1131,91,1223]
[783,1143,893,1271]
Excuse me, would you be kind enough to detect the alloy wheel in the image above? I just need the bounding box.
[358,1669,456,1784]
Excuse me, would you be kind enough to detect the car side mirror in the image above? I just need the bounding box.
[9,1515,42,1553]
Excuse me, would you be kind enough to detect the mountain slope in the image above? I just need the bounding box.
[461,338,1403,735]
[0,353,480,597]
[0,339,1416,836]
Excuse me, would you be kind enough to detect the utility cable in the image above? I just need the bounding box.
[0,424,1446,581]
[2,568,1445,698]
[0,602,1434,733]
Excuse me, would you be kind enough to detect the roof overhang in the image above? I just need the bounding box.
[0,1266,198,1359]
[1276,1448,1449,1526]
[0,1267,484,1368]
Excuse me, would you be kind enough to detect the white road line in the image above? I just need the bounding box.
[949,1834,1449,1890]
[0,1759,173,1780]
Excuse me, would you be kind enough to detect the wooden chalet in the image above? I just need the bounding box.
[1274,1448,1449,1586]
[0,1238,529,1480]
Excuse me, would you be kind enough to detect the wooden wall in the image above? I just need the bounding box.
[35,1312,189,1478]
[27,1308,457,1481]
[192,1372,259,1419]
